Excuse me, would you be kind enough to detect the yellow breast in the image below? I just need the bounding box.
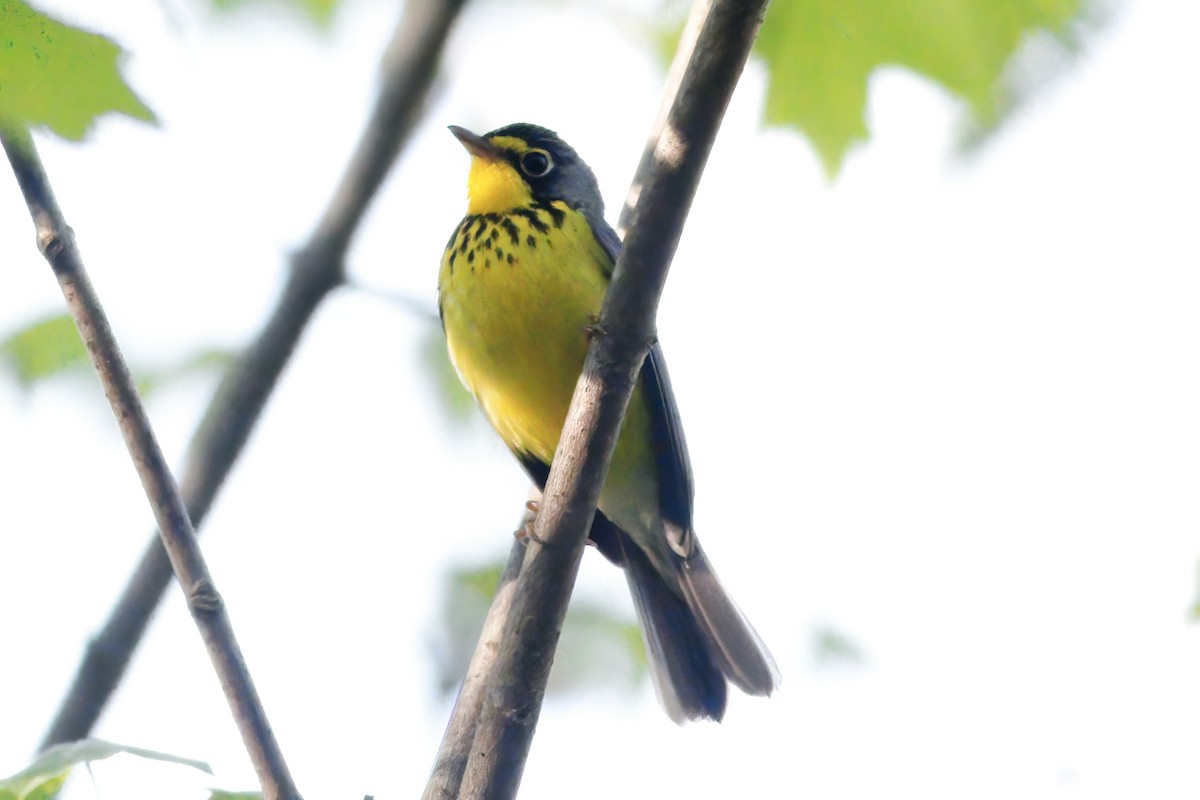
[438,199,662,547]
[438,201,606,462]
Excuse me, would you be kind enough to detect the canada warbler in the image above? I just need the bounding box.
[438,123,778,722]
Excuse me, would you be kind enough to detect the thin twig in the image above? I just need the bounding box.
[2,128,300,800]
[616,0,710,236]
[453,0,770,796]
[37,0,468,750]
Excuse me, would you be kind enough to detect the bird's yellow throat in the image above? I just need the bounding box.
[464,137,535,215]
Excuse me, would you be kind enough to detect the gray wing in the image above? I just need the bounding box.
[587,212,695,553]
[588,211,780,704]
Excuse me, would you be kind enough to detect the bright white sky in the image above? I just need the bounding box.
[2,1,1199,798]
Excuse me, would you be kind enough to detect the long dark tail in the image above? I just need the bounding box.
[675,541,780,698]
[601,520,779,723]
[619,536,728,721]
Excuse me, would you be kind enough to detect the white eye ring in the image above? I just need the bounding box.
[520,149,554,178]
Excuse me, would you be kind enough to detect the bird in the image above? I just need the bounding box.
[438,122,778,722]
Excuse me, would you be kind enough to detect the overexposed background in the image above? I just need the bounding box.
[2,1,1199,798]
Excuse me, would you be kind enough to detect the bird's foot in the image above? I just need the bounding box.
[514,519,551,546]
[584,313,606,342]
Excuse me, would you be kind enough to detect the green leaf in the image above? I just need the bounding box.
[955,2,1108,154]
[1,313,233,394]
[755,0,1083,177]
[0,771,65,800]
[208,791,264,800]
[811,624,865,667]
[206,0,342,28]
[0,0,155,139]
[0,739,211,800]
[0,313,87,388]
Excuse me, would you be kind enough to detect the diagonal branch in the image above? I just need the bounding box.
[2,127,300,800]
[427,0,771,797]
[36,0,469,750]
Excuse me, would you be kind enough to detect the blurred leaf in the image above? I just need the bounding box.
[1,313,233,396]
[753,0,1083,177]
[431,560,504,696]
[419,321,479,428]
[135,347,235,396]
[0,313,88,388]
[457,561,504,598]
[0,771,65,800]
[0,739,210,800]
[956,0,1110,153]
[208,791,263,800]
[1191,562,1200,621]
[811,624,865,667]
[0,0,155,139]
[205,0,342,28]
[550,601,646,694]
[343,282,479,429]
[648,0,689,64]
[432,557,646,698]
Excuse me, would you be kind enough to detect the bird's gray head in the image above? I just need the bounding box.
[450,123,606,222]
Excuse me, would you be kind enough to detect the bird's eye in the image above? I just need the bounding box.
[520,149,553,178]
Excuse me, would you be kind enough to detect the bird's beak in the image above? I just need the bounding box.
[449,125,502,162]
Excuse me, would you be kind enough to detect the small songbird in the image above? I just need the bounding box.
[438,123,778,722]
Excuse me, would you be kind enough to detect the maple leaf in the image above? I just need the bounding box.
[756,0,1083,177]
[0,0,154,139]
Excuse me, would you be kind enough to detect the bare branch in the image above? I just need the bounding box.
[2,128,300,800]
[451,0,770,796]
[37,0,469,750]
[616,0,710,236]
